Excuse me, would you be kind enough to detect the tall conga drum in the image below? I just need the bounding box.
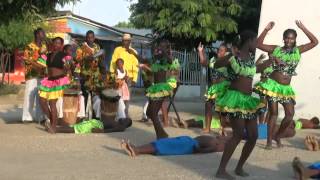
[100,89,120,124]
[60,89,81,126]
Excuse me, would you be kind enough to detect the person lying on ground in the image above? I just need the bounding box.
[44,118,132,134]
[295,117,320,130]
[292,157,320,180]
[120,135,229,157]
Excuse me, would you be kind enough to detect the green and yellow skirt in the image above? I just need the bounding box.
[205,80,230,101]
[215,89,266,120]
[254,78,295,104]
[146,77,177,100]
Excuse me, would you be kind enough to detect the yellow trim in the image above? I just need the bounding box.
[255,86,295,99]
[39,90,64,100]
[146,91,172,98]
[167,82,177,89]
[216,103,265,114]
[205,94,217,100]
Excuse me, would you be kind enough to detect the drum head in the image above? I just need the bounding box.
[100,89,120,102]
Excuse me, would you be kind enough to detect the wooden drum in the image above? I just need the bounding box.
[100,89,120,123]
[60,89,80,126]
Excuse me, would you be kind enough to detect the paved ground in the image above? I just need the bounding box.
[0,94,319,180]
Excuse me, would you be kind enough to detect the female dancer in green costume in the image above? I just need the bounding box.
[255,21,318,149]
[197,43,230,135]
[145,39,178,139]
[215,31,277,180]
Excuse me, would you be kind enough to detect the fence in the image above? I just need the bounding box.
[172,49,203,86]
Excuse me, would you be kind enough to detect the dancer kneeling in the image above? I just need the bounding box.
[121,135,228,157]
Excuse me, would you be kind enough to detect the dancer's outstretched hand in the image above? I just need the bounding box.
[265,21,275,31]
[197,42,204,52]
[295,20,305,29]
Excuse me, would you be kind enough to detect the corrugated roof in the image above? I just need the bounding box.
[48,11,153,43]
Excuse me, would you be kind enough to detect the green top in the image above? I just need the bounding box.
[295,120,302,130]
[228,56,256,80]
[151,58,180,72]
[272,46,301,76]
[209,57,228,79]
[72,119,104,134]
[195,116,221,129]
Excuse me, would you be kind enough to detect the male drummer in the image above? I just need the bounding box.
[75,30,106,118]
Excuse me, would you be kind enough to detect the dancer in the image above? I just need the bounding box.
[214,31,275,179]
[254,21,318,149]
[39,37,70,133]
[145,39,177,139]
[120,135,229,157]
[197,43,230,135]
[292,157,320,180]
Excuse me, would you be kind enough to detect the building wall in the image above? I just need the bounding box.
[257,0,320,117]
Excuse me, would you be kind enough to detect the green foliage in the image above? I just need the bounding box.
[129,0,262,48]
[0,0,80,51]
[130,0,241,43]
[114,21,135,28]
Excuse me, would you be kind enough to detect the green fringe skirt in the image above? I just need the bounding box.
[254,78,295,104]
[205,80,230,101]
[215,89,266,120]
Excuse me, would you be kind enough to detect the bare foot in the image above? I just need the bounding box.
[304,136,314,151]
[311,136,319,151]
[215,170,235,180]
[292,157,307,180]
[179,119,189,129]
[274,136,283,148]
[265,143,272,150]
[202,128,210,134]
[235,168,249,177]
[126,140,137,157]
[120,139,133,157]
[44,121,55,134]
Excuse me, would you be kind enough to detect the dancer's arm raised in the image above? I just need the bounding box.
[257,21,277,53]
[197,42,208,66]
[296,20,318,53]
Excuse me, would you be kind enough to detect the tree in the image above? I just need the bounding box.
[0,0,80,51]
[129,0,242,48]
[114,21,135,28]
[129,0,262,48]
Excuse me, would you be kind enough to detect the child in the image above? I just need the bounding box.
[295,117,320,129]
[120,135,229,157]
[115,58,130,118]
[292,157,320,180]
[197,43,230,135]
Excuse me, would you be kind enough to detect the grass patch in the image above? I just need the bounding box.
[0,83,20,95]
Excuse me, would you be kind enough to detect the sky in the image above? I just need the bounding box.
[56,0,137,26]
